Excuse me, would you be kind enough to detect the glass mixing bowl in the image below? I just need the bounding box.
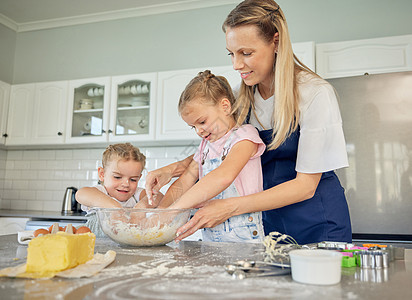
[96,208,192,246]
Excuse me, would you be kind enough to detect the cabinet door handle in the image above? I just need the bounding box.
[102,129,106,134]
[108,129,113,134]
[2,133,7,138]
[57,132,63,136]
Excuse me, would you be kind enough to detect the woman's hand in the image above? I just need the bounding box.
[174,198,236,242]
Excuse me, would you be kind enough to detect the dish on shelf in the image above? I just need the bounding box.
[132,96,149,106]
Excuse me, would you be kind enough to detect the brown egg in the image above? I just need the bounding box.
[34,228,50,237]
[76,226,92,234]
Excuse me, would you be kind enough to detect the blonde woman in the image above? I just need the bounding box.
[146,0,351,245]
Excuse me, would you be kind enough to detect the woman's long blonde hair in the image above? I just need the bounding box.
[223,0,316,150]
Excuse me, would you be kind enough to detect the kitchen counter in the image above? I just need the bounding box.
[0,235,411,299]
[0,209,87,220]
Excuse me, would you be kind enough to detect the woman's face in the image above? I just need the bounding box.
[226,25,277,92]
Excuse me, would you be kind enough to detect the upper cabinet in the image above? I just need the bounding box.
[66,73,157,144]
[32,81,68,144]
[109,73,157,142]
[292,41,316,72]
[0,81,10,145]
[6,83,35,145]
[66,77,111,144]
[156,66,240,141]
[316,35,412,79]
[6,81,68,146]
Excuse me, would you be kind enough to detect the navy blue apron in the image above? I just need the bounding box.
[247,111,352,244]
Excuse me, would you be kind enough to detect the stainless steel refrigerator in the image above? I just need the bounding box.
[328,71,412,244]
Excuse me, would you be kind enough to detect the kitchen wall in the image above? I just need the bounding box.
[0,24,15,83]
[0,145,196,211]
[0,149,6,206]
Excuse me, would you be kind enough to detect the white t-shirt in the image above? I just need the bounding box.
[239,72,349,173]
[81,184,145,213]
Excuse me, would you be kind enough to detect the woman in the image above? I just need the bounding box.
[146,0,351,245]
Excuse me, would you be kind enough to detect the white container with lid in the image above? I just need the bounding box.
[289,249,342,285]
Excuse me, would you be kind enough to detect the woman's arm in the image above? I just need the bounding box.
[75,187,122,208]
[145,155,194,203]
[170,140,258,210]
[156,159,199,208]
[175,172,322,241]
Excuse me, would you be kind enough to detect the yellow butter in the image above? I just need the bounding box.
[26,232,96,275]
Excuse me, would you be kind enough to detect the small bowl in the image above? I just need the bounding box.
[289,249,342,285]
[96,208,192,246]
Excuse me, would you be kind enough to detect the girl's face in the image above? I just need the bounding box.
[98,159,143,202]
[180,98,235,143]
[225,25,278,94]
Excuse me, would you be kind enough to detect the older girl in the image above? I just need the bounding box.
[158,70,266,243]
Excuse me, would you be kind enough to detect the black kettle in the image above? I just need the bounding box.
[62,187,80,214]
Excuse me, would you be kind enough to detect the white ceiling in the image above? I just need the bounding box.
[0,0,240,32]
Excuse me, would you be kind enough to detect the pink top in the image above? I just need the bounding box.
[193,124,266,196]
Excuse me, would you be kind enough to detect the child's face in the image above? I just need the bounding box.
[181,98,235,143]
[98,159,143,202]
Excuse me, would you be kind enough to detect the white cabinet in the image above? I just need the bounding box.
[66,74,157,144]
[109,72,157,142]
[66,77,111,143]
[6,83,35,145]
[32,81,68,144]
[156,66,241,141]
[0,81,10,145]
[0,217,29,235]
[316,35,412,79]
[292,41,316,72]
[6,81,68,146]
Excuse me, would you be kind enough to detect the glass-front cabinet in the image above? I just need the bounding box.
[66,73,156,144]
[66,77,111,143]
[109,73,156,142]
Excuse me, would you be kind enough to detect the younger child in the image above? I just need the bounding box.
[158,70,266,243]
[76,143,162,237]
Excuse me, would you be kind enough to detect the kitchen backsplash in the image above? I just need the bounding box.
[0,145,197,211]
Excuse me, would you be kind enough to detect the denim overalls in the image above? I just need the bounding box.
[251,121,352,245]
[200,129,265,243]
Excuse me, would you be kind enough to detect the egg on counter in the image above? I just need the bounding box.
[33,228,50,237]
[76,226,92,234]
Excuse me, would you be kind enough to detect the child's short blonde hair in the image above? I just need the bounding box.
[102,143,146,168]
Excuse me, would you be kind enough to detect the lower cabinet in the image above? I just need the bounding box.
[0,217,30,235]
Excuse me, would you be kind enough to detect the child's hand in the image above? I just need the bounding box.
[136,192,163,209]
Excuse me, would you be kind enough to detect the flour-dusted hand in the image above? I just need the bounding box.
[145,156,194,205]
[145,167,173,205]
[174,198,236,242]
